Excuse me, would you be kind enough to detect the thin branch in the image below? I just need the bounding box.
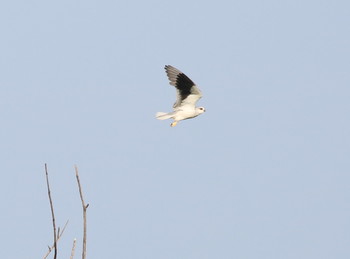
[43,220,69,259]
[75,165,89,259]
[45,163,57,259]
[70,238,77,259]
[57,227,60,241]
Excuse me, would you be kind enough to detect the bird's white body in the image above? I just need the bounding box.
[156,106,204,121]
[156,65,205,127]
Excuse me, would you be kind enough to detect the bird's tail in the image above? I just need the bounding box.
[155,112,174,120]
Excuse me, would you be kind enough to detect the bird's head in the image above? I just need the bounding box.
[196,107,206,115]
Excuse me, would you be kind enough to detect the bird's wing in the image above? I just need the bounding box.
[164,65,202,109]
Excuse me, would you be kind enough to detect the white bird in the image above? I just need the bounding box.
[156,65,206,127]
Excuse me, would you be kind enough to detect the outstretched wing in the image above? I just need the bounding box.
[164,65,202,108]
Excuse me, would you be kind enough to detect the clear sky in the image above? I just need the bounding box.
[0,0,349,258]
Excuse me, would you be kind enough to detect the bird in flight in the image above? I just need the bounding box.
[156,65,206,127]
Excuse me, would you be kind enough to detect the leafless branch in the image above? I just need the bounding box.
[43,221,69,259]
[45,163,57,259]
[75,165,89,259]
[70,238,77,259]
[57,227,60,241]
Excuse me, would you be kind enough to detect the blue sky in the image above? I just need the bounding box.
[0,0,349,258]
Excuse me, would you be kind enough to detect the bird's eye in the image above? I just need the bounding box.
[200,108,203,110]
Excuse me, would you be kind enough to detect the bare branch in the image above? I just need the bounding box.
[43,220,69,259]
[45,163,57,259]
[75,165,89,259]
[70,238,77,259]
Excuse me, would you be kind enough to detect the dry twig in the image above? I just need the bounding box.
[75,165,89,259]
[45,163,57,259]
[43,220,69,259]
[70,238,77,259]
